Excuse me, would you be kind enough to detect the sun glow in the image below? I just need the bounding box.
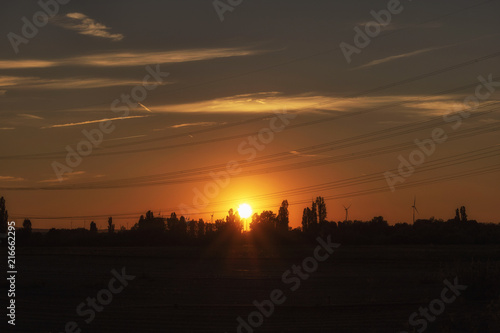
[238,203,253,219]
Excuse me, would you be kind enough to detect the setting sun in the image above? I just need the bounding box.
[238,203,253,219]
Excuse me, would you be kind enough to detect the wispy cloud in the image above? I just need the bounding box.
[36,78,148,90]
[42,115,150,129]
[53,12,124,41]
[289,150,318,157]
[39,171,85,183]
[170,122,218,129]
[153,92,414,113]
[0,127,15,130]
[404,98,496,116]
[149,92,464,118]
[138,103,152,112]
[0,76,38,87]
[65,92,461,117]
[0,176,25,182]
[0,60,55,69]
[290,150,335,158]
[0,76,156,90]
[355,48,437,69]
[0,47,263,69]
[19,114,44,120]
[479,118,500,124]
[106,135,147,142]
[70,48,261,67]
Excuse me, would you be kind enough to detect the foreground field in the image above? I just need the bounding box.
[5,244,500,332]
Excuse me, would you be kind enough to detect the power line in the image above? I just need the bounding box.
[4,51,500,160]
[5,108,496,191]
[3,121,499,190]
[11,153,500,221]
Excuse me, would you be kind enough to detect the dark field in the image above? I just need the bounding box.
[5,244,500,332]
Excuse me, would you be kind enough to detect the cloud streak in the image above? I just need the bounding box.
[170,122,218,129]
[53,12,124,41]
[19,114,44,120]
[153,91,447,114]
[0,76,38,87]
[0,76,157,90]
[356,48,437,69]
[0,176,25,182]
[0,60,55,69]
[39,171,85,183]
[70,48,261,67]
[106,135,147,142]
[138,103,152,112]
[0,48,263,69]
[42,115,150,129]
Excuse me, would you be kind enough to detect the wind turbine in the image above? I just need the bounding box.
[411,196,419,223]
[343,205,351,222]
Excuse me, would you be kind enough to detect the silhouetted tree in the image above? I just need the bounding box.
[460,206,468,222]
[187,219,197,238]
[252,210,276,233]
[455,208,460,222]
[302,199,322,233]
[167,212,178,231]
[302,207,311,232]
[205,222,215,234]
[250,213,260,232]
[316,196,327,224]
[178,216,187,235]
[107,217,115,234]
[226,208,235,224]
[197,219,205,238]
[277,200,289,232]
[134,211,166,232]
[215,218,226,232]
[23,218,32,234]
[370,216,388,228]
[0,197,8,234]
[311,200,318,226]
[226,209,242,232]
[90,221,97,234]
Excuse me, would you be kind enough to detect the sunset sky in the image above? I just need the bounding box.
[1,0,499,229]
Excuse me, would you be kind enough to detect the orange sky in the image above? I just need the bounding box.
[1,0,499,229]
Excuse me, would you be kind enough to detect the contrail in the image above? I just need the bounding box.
[138,102,152,112]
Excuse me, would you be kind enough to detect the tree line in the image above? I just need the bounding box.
[2,196,500,246]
